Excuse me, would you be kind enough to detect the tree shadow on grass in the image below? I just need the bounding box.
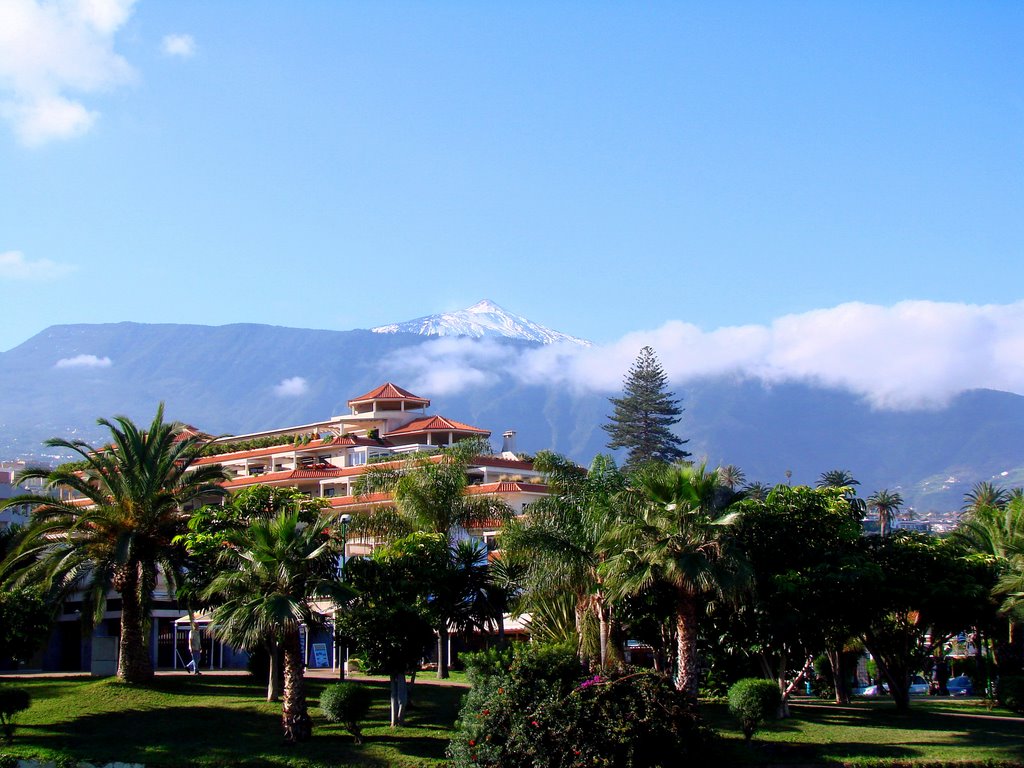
[12,705,396,767]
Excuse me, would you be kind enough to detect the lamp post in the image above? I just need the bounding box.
[337,513,351,680]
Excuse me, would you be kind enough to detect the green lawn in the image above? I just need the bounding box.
[706,697,1024,766]
[0,673,466,768]
[2,675,1022,767]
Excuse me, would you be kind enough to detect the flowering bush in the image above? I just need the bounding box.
[449,643,713,767]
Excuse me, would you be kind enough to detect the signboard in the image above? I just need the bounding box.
[311,643,330,669]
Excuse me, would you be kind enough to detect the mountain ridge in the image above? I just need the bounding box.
[1,319,1022,513]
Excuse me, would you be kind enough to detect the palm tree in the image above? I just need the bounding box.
[204,510,350,742]
[962,481,1011,514]
[352,438,511,678]
[500,452,625,668]
[602,462,748,697]
[816,469,867,521]
[955,496,1024,674]
[717,464,746,491]
[741,481,772,501]
[867,489,904,537]
[2,406,226,683]
[817,470,859,489]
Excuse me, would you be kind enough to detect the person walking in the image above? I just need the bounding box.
[187,622,203,675]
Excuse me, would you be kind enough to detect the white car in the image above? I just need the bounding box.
[857,675,929,697]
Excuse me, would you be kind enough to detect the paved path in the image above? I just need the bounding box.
[1,667,471,688]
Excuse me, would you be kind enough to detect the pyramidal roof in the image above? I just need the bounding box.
[347,382,430,407]
[371,299,591,346]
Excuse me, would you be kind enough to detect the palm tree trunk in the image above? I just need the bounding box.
[267,641,283,702]
[437,623,449,679]
[281,628,311,742]
[595,598,609,669]
[673,590,700,698]
[117,563,154,683]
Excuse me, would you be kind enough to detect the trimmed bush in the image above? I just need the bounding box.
[320,682,373,744]
[0,687,30,744]
[728,678,781,742]
[461,645,514,685]
[448,643,713,767]
[995,675,1024,714]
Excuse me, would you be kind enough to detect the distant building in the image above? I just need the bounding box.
[0,461,46,530]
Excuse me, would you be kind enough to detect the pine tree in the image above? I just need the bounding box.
[603,346,689,470]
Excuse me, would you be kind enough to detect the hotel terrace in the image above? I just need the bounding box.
[193,382,548,546]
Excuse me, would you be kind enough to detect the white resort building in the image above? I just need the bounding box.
[32,383,546,672]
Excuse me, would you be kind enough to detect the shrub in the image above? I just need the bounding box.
[0,687,30,744]
[461,645,514,686]
[728,678,781,742]
[448,643,713,767]
[995,675,1024,714]
[320,682,373,744]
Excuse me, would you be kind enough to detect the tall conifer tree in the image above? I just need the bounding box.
[603,346,689,470]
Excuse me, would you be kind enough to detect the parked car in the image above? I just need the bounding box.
[946,674,974,696]
[908,675,930,695]
[855,675,929,697]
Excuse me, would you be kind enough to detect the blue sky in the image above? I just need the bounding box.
[1,1,1022,388]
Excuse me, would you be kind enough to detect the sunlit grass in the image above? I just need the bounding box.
[705,697,1024,766]
[2,675,1021,767]
[0,673,464,767]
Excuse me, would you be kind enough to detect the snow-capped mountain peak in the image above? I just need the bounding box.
[371,299,591,346]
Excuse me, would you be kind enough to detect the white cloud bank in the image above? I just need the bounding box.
[382,300,1024,411]
[274,376,309,397]
[0,0,137,146]
[0,250,75,280]
[161,34,195,58]
[55,353,112,368]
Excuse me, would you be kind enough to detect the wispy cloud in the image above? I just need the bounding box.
[0,0,137,146]
[161,34,195,59]
[383,300,1024,410]
[0,250,76,280]
[274,376,309,397]
[55,354,112,369]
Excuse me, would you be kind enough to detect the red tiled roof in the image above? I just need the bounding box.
[386,415,490,437]
[174,425,211,443]
[348,382,430,407]
[290,467,347,479]
[466,481,549,495]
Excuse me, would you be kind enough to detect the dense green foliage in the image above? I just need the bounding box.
[603,462,747,696]
[500,452,626,666]
[996,675,1024,713]
[727,678,780,742]
[603,345,689,470]
[319,682,373,744]
[0,687,30,743]
[0,588,51,664]
[449,643,713,768]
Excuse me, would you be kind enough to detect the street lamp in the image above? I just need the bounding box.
[337,513,352,680]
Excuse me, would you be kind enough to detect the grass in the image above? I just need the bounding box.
[0,673,466,767]
[1,675,1022,767]
[706,697,1024,766]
